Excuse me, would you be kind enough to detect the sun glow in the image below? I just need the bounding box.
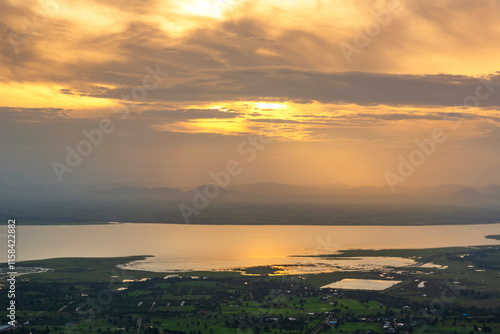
[255,102,286,110]
[0,83,114,110]
[154,118,249,135]
[178,0,237,19]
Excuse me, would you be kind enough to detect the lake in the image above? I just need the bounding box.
[7,223,500,272]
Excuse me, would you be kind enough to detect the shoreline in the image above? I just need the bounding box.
[6,244,500,275]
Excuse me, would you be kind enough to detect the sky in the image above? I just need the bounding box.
[2,0,500,188]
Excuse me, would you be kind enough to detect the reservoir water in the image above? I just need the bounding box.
[7,223,500,272]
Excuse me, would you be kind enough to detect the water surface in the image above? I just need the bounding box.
[7,223,500,272]
[321,279,402,290]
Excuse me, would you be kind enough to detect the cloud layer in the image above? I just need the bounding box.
[2,0,500,187]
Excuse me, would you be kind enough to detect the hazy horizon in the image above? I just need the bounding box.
[2,180,500,190]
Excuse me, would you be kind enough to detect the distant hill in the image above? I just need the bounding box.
[86,186,186,201]
[422,184,469,195]
[451,187,484,199]
[227,182,338,195]
[476,184,500,197]
[1,182,500,206]
[2,182,500,225]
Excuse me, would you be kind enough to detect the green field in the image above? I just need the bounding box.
[2,245,500,333]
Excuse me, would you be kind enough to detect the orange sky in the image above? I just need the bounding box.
[2,0,500,187]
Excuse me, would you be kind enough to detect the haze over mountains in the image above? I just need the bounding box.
[2,182,500,204]
[2,182,500,226]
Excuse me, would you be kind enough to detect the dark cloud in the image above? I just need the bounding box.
[0,106,243,124]
[90,69,500,108]
[135,108,244,120]
[0,107,68,120]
